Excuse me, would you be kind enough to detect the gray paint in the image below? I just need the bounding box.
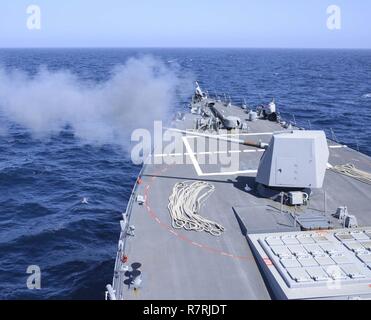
[108,95,371,300]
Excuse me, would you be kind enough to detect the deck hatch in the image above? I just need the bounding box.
[249,227,371,299]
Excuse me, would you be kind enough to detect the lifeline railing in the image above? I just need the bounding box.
[106,163,147,300]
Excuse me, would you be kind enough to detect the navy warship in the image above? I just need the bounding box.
[106,82,371,300]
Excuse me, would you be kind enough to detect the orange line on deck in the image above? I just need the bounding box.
[142,165,252,261]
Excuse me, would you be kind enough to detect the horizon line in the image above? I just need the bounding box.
[0,46,371,50]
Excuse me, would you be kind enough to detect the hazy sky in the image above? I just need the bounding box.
[0,0,370,48]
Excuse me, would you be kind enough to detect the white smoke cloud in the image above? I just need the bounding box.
[0,56,193,146]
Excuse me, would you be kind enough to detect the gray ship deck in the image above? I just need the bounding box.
[109,100,371,300]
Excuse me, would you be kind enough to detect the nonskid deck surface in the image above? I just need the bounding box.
[111,101,371,300]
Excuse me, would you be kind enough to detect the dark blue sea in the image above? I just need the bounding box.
[0,49,370,299]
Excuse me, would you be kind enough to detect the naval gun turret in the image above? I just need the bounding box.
[254,130,329,204]
[183,130,329,205]
[166,127,329,206]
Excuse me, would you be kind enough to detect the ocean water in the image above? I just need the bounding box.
[0,48,370,299]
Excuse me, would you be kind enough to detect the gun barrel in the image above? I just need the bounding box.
[165,127,268,149]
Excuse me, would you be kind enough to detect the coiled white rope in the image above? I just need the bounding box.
[168,181,225,236]
[331,163,371,185]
